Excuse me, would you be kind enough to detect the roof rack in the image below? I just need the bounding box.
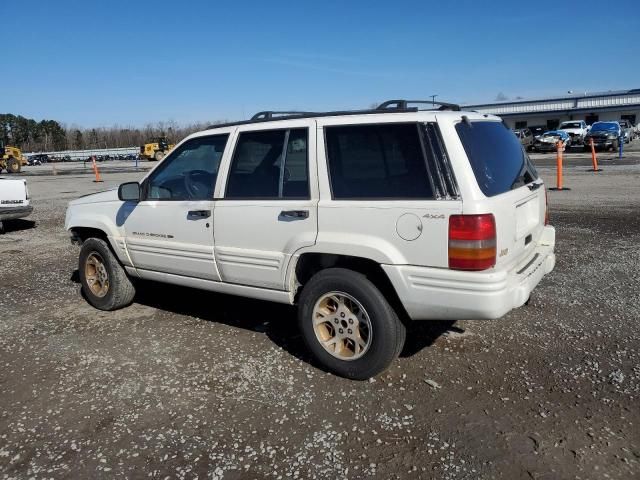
[251,111,318,121]
[205,100,463,130]
[376,99,461,112]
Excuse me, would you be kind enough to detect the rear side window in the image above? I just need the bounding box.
[325,123,434,199]
[226,128,309,199]
[456,121,538,197]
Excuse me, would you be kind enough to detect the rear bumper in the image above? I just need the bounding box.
[383,226,556,321]
[0,205,33,221]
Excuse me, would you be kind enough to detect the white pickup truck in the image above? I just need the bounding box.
[0,177,32,232]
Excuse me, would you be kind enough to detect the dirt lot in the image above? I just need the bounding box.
[1,148,639,479]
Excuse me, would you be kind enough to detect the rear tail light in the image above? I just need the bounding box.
[448,214,496,271]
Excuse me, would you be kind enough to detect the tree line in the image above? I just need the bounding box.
[0,113,226,153]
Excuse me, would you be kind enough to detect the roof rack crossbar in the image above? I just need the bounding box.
[376,99,461,112]
[251,111,318,121]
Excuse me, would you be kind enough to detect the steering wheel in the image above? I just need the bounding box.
[183,170,212,199]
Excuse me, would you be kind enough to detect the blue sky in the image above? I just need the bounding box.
[3,0,638,127]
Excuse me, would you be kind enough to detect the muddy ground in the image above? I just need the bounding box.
[1,148,639,479]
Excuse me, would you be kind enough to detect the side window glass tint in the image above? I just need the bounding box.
[226,129,309,199]
[147,135,228,200]
[282,129,309,199]
[325,123,433,199]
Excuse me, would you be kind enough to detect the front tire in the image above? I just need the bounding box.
[6,157,20,173]
[154,150,165,161]
[298,268,406,380]
[79,238,135,311]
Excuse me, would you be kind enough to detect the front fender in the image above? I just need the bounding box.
[65,202,131,265]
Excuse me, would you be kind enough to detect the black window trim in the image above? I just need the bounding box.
[142,133,230,202]
[421,122,460,200]
[222,127,311,201]
[324,121,459,202]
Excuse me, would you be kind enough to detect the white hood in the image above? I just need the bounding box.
[68,188,119,206]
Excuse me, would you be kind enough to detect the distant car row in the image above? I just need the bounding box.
[27,153,141,165]
[514,119,636,152]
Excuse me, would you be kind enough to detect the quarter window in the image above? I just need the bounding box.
[146,135,228,201]
[325,123,434,199]
[226,128,309,199]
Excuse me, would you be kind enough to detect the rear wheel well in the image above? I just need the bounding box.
[294,253,409,322]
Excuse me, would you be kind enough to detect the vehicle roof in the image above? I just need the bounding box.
[194,108,499,137]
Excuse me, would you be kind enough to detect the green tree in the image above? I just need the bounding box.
[74,130,84,149]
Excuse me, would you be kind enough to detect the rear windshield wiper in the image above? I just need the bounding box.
[511,161,531,190]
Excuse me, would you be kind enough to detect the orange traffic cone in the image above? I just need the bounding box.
[589,138,602,172]
[91,156,103,183]
[549,140,570,191]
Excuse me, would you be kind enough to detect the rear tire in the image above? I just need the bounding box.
[79,238,135,311]
[297,268,406,380]
[6,157,20,173]
[154,150,165,161]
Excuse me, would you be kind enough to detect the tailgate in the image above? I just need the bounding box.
[0,179,28,205]
[490,183,546,269]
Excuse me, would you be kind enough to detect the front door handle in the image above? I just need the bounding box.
[279,210,309,219]
[187,210,211,219]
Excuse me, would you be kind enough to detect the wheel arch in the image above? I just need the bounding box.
[290,252,410,322]
[67,221,132,267]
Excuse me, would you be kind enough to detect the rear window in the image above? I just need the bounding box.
[456,120,538,197]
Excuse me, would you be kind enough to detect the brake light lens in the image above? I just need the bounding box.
[449,214,496,271]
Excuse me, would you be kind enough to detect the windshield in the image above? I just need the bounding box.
[591,123,618,132]
[542,131,562,137]
[560,122,581,129]
[456,120,538,197]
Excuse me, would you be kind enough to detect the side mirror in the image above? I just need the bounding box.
[118,182,141,202]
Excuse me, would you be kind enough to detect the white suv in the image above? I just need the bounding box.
[65,100,556,379]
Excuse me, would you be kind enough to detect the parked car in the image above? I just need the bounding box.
[532,130,571,152]
[514,128,534,150]
[618,120,634,143]
[558,120,588,146]
[0,177,32,233]
[528,125,546,138]
[65,100,556,380]
[29,154,50,164]
[583,122,622,151]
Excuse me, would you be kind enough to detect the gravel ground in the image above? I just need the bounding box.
[1,149,639,479]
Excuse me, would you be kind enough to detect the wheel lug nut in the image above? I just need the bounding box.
[340,312,345,318]
[348,319,353,324]
[339,328,343,334]
[334,319,339,324]
[347,329,352,334]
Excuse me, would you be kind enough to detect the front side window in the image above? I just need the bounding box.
[456,121,538,197]
[226,128,309,199]
[325,123,434,199]
[146,135,228,200]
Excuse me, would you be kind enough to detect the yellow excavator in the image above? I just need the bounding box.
[140,136,174,161]
[0,140,26,173]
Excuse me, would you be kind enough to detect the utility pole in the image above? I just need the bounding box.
[430,94,438,105]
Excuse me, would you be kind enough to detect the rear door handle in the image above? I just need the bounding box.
[279,210,309,219]
[187,210,211,219]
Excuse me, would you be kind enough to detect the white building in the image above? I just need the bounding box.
[465,88,640,130]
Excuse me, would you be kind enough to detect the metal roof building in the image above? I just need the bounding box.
[464,88,640,130]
